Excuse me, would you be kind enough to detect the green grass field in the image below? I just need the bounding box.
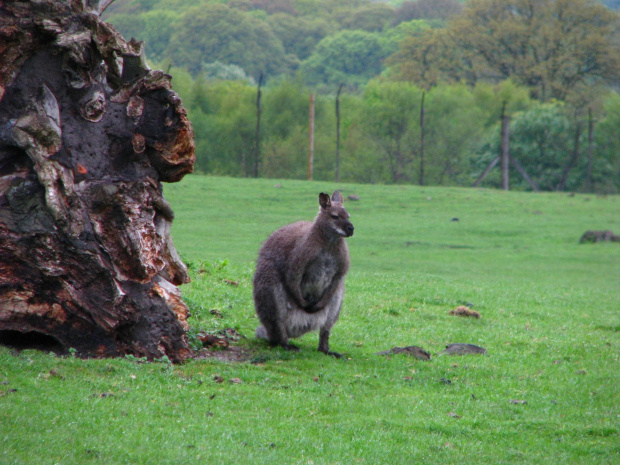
[2,175,619,464]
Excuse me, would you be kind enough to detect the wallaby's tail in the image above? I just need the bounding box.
[256,325,268,340]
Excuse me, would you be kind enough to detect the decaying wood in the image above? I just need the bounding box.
[0,0,195,362]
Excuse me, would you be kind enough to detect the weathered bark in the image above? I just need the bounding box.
[0,1,196,362]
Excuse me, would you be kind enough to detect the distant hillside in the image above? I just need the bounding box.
[103,0,457,86]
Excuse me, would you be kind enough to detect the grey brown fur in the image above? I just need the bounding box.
[253,191,354,358]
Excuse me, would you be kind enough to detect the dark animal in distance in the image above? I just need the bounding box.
[253,191,354,358]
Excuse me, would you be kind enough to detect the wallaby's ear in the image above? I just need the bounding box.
[319,192,331,209]
[331,191,344,204]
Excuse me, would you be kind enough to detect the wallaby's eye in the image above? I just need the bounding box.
[331,214,339,220]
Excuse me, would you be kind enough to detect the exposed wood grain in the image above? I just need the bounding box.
[0,0,195,362]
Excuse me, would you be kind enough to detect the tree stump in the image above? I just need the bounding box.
[0,0,196,362]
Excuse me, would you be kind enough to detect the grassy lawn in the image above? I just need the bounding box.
[1,175,618,464]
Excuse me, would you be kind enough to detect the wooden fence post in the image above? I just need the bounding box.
[308,93,315,181]
[335,84,343,182]
[586,107,594,193]
[419,91,426,186]
[500,101,510,190]
[253,73,263,178]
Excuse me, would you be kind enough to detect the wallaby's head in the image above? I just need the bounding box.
[317,191,354,238]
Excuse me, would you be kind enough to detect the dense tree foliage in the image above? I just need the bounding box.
[337,3,395,32]
[391,0,620,101]
[171,73,620,192]
[105,0,620,193]
[592,93,620,193]
[300,30,386,87]
[166,4,293,78]
[267,13,335,60]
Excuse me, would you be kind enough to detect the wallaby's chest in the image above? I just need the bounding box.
[300,252,338,305]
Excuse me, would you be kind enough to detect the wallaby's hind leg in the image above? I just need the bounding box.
[318,327,345,359]
[317,283,346,359]
[254,282,300,352]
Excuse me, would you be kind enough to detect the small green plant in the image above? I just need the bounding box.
[185,328,205,351]
[123,354,148,363]
[212,258,229,271]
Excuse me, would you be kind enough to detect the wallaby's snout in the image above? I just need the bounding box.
[344,221,354,237]
[330,215,354,237]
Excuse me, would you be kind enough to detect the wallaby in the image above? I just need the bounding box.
[253,191,354,358]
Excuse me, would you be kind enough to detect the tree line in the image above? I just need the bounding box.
[105,0,620,193]
[105,0,466,87]
[171,74,619,192]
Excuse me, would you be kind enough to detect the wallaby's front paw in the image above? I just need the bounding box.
[320,350,347,360]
